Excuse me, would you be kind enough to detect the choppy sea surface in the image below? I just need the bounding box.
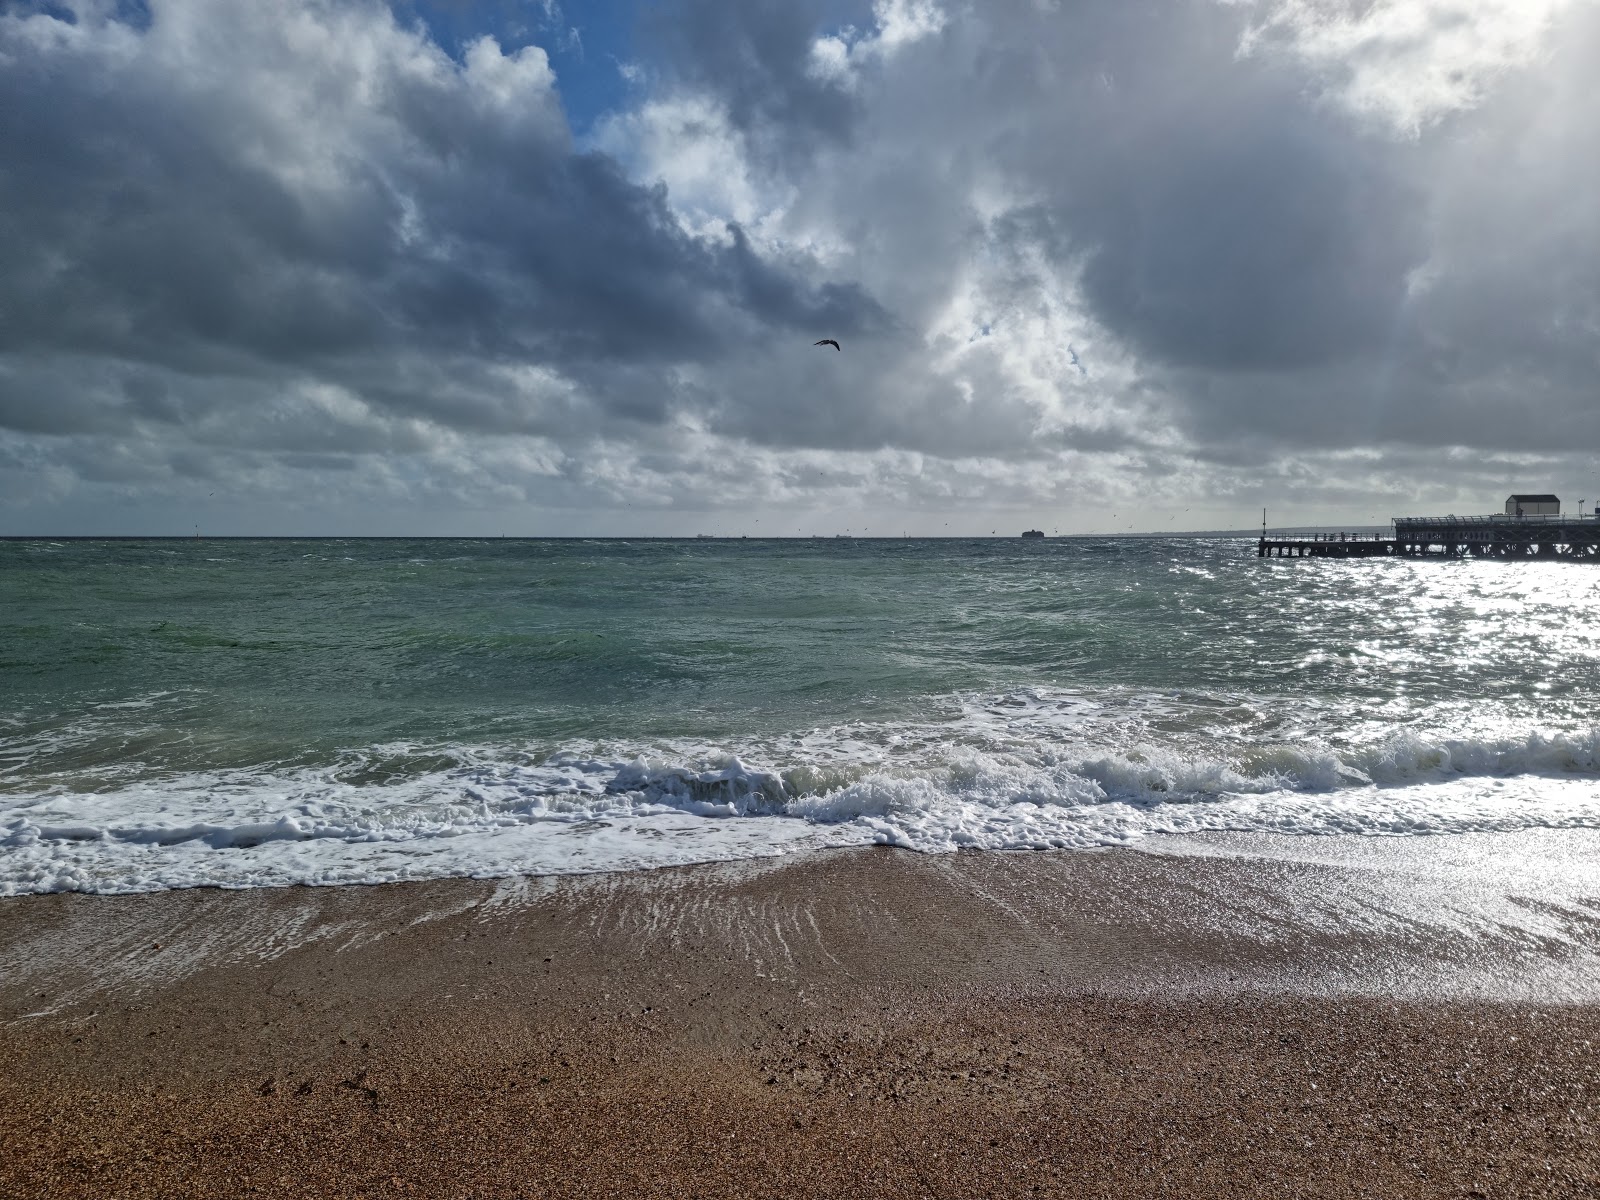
[3,536,1599,895]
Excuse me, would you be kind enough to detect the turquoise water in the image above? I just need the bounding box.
[4,537,1600,893]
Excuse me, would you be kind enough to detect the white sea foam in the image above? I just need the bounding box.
[4,689,1600,895]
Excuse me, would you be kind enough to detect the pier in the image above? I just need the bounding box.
[1259,514,1600,559]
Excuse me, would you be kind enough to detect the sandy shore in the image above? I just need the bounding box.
[4,830,1600,1197]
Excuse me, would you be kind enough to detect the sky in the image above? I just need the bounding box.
[0,0,1596,536]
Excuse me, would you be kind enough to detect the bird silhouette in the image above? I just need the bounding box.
[814,339,841,351]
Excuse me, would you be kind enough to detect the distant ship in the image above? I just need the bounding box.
[1021,529,1045,539]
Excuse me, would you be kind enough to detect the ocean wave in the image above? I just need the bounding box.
[5,694,1600,895]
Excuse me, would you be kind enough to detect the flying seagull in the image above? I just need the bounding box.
[814,339,841,351]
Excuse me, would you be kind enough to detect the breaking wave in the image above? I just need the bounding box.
[5,690,1600,895]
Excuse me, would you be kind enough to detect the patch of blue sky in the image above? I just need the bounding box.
[8,0,150,29]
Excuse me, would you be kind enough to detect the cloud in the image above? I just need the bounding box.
[0,0,885,372]
[807,0,949,90]
[0,0,1597,532]
[651,0,1598,467]
[637,0,864,162]
[1232,0,1584,134]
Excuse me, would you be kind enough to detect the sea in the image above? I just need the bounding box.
[3,536,1599,896]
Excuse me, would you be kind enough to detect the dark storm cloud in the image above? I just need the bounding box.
[381,152,879,364]
[0,0,882,431]
[1064,102,1422,370]
[1012,2,1421,372]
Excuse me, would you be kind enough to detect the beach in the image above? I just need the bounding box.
[5,830,1600,1197]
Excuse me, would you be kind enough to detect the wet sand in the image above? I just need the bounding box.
[4,830,1600,1197]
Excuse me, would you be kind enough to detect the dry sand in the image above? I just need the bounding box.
[4,830,1600,1197]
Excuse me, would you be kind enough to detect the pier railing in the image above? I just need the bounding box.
[1271,531,1389,540]
[1261,512,1600,559]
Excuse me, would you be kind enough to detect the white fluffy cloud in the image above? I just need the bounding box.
[1233,0,1586,133]
[807,0,948,88]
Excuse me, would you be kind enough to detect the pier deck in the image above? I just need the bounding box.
[1259,514,1600,559]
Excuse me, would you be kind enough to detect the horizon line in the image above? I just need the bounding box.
[0,528,1389,542]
